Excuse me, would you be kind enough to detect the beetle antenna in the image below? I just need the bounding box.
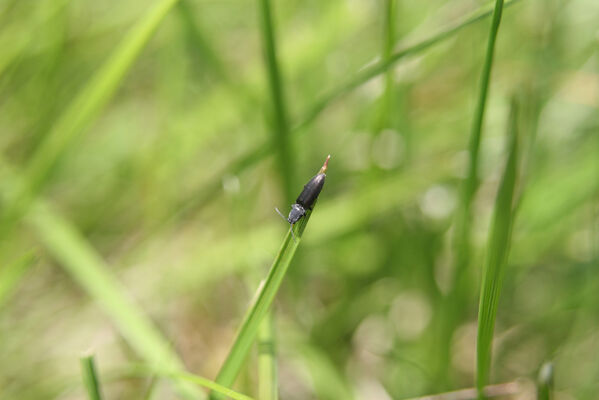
[275,207,288,222]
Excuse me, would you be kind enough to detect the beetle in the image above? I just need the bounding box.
[276,155,330,241]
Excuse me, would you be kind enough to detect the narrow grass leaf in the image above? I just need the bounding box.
[1,0,180,235]
[172,0,521,223]
[476,99,520,397]
[0,251,35,308]
[108,364,256,400]
[164,371,256,400]
[80,354,103,400]
[453,0,508,285]
[211,210,314,398]
[25,201,202,399]
[296,0,519,132]
[258,315,278,400]
[258,0,294,203]
[537,362,554,400]
[438,0,509,386]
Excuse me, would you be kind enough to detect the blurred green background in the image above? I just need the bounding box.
[1,0,598,398]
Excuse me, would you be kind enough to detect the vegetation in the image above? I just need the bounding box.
[0,0,597,399]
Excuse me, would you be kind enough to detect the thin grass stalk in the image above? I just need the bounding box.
[258,0,294,204]
[176,0,259,108]
[476,98,520,398]
[375,0,396,133]
[81,354,103,400]
[108,364,256,400]
[211,210,313,399]
[537,362,554,400]
[169,0,522,224]
[0,0,180,239]
[258,314,278,400]
[295,0,518,133]
[0,251,35,308]
[436,0,508,387]
[24,200,202,399]
[163,371,256,400]
[256,2,295,397]
[453,0,507,288]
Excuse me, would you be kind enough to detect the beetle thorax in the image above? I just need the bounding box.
[287,203,306,224]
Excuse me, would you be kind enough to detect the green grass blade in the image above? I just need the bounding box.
[80,354,103,400]
[257,315,277,400]
[165,371,256,400]
[437,0,509,387]
[175,0,259,109]
[453,0,508,287]
[24,201,203,399]
[296,0,519,132]
[258,0,294,203]
[476,98,520,397]
[108,364,256,400]
[0,0,71,79]
[537,362,554,400]
[1,0,179,234]
[211,209,314,398]
[0,251,35,309]
[374,0,396,133]
[176,0,228,81]
[462,0,506,212]
[172,0,521,223]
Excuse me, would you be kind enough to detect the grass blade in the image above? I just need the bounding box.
[165,371,256,400]
[108,364,256,400]
[462,0,506,214]
[258,315,278,400]
[171,0,522,224]
[24,201,203,399]
[453,0,508,286]
[295,0,519,132]
[374,0,396,133]
[0,251,35,308]
[476,98,520,397]
[537,362,554,400]
[81,354,103,400]
[0,0,180,235]
[211,203,316,397]
[258,0,294,203]
[437,0,509,387]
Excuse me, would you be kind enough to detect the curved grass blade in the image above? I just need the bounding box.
[163,371,255,400]
[106,364,256,400]
[24,200,203,399]
[295,0,519,132]
[453,0,507,285]
[257,315,278,400]
[537,362,554,400]
[0,0,180,236]
[437,0,509,386]
[0,250,35,309]
[170,0,522,224]
[210,209,314,399]
[81,354,103,400]
[258,0,294,203]
[476,98,520,397]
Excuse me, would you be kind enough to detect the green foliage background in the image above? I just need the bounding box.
[0,0,598,398]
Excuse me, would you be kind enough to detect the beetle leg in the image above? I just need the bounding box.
[289,224,298,243]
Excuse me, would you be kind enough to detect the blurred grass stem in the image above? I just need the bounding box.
[476,97,519,398]
[81,354,103,400]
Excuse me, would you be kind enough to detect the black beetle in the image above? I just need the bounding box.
[276,155,330,241]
